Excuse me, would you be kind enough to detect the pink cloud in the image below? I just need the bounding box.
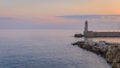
[24,16,81,25]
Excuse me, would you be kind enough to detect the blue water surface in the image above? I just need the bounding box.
[0,30,111,68]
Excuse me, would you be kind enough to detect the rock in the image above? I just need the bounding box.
[112,63,120,68]
[71,41,85,45]
[106,45,120,63]
[72,41,120,68]
[106,45,120,68]
[74,34,83,38]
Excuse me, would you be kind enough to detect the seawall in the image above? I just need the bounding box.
[84,31,120,37]
[72,41,120,68]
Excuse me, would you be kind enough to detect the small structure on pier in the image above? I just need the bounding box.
[84,20,120,37]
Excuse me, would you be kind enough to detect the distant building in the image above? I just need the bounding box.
[84,20,120,37]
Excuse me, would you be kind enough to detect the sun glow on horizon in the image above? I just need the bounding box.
[0,0,120,29]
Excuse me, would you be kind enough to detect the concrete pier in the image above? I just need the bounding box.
[84,20,120,37]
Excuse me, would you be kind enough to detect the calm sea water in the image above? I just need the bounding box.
[0,30,112,68]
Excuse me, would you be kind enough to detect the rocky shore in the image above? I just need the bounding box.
[72,40,120,68]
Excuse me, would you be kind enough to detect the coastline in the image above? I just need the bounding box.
[72,40,120,68]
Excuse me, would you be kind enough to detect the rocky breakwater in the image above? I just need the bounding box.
[72,40,120,68]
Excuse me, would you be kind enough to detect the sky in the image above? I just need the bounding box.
[0,0,120,29]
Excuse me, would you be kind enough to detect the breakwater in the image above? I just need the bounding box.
[72,41,120,68]
[83,20,120,37]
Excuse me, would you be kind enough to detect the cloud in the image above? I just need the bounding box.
[0,16,81,29]
[0,15,119,30]
[58,15,120,30]
[0,17,14,20]
[58,15,120,20]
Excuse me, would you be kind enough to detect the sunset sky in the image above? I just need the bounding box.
[0,0,120,29]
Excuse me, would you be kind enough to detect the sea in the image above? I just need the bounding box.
[0,29,113,68]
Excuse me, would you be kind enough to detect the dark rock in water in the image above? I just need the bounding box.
[74,34,83,38]
[72,41,85,45]
[72,41,120,68]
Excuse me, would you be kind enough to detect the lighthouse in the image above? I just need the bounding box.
[84,20,89,37]
[84,20,88,32]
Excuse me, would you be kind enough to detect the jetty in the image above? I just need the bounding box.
[75,20,120,37]
[72,40,120,68]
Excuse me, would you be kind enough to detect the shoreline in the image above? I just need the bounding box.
[72,40,120,68]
